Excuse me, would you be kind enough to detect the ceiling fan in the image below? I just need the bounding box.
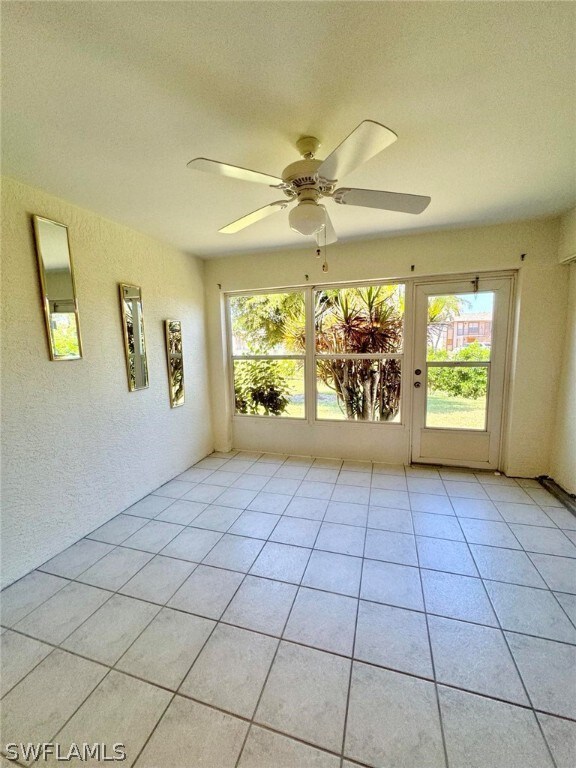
[187,120,431,245]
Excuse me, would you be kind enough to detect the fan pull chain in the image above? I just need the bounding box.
[322,207,328,273]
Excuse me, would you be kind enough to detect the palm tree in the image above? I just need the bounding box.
[427,295,468,350]
[314,286,403,420]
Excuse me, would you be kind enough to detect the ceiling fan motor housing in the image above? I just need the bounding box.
[281,159,336,199]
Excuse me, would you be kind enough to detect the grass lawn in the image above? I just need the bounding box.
[253,375,486,429]
[426,392,486,429]
[284,378,401,421]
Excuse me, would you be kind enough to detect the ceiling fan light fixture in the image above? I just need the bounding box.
[288,200,325,236]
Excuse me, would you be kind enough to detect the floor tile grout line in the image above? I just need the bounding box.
[0,647,114,762]
[47,667,116,754]
[240,723,373,768]
[8,529,574,645]
[35,537,131,583]
[170,452,566,497]
[524,551,576,633]
[338,497,369,767]
[119,497,575,544]
[87,506,576,569]
[129,686,176,768]
[0,643,62,703]
[126,472,574,521]
[232,497,329,768]
[5,619,576,730]
[40,521,200,652]
[462,512,561,768]
[45,541,154,591]
[9,576,118,650]
[413,485,450,768]
[0,571,74,630]
[19,546,576,650]
[159,475,565,510]
[130,531,257,768]
[9,513,242,687]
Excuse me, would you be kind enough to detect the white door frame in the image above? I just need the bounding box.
[411,274,514,469]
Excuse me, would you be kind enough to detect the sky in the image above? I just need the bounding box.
[455,292,493,314]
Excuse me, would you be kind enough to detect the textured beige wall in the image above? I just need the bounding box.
[559,207,576,263]
[205,218,566,477]
[1,177,213,587]
[551,209,576,493]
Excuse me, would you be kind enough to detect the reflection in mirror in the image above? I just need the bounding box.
[32,215,82,360]
[165,320,185,407]
[119,284,149,391]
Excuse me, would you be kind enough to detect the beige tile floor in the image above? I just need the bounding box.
[1,452,576,767]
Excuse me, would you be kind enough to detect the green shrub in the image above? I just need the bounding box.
[234,360,291,415]
[428,342,490,399]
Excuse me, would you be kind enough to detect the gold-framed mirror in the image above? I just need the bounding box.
[119,284,149,391]
[32,215,83,360]
[165,320,185,407]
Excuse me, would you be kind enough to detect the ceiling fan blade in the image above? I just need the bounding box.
[333,187,431,214]
[317,121,397,181]
[315,206,338,245]
[219,200,289,234]
[187,158,283,186]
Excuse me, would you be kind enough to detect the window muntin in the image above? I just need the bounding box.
[229,291,305,419]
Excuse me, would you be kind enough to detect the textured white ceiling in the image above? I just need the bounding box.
[2,2,575,258]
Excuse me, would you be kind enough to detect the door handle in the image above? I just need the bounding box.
[414,381,421,388]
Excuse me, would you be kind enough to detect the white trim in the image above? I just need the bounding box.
[427,361,490,368]
[315,353,404,360]
[232,354,306,360]
[304,286,315,424]
[411,276,513,468]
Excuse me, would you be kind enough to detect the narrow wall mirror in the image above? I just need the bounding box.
[165,320,185,407]
[32,215,82,360]
[119,284,149,391]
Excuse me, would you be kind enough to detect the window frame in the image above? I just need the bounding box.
[226,280,407,426]
[313,282,405,424]
[226,288,307,421]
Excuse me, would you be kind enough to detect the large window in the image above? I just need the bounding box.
[228,283,405,423]
[314,284,404,422]
[228,291,305,418]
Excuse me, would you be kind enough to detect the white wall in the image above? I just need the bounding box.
[1,177,212,587]
[205,218,567,478]
[551,207,576,494]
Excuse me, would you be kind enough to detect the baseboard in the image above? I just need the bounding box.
[538,476,576,515]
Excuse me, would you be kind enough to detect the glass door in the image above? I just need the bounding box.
[411,277,512,468]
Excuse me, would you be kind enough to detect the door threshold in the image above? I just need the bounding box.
[409,462,509,477]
